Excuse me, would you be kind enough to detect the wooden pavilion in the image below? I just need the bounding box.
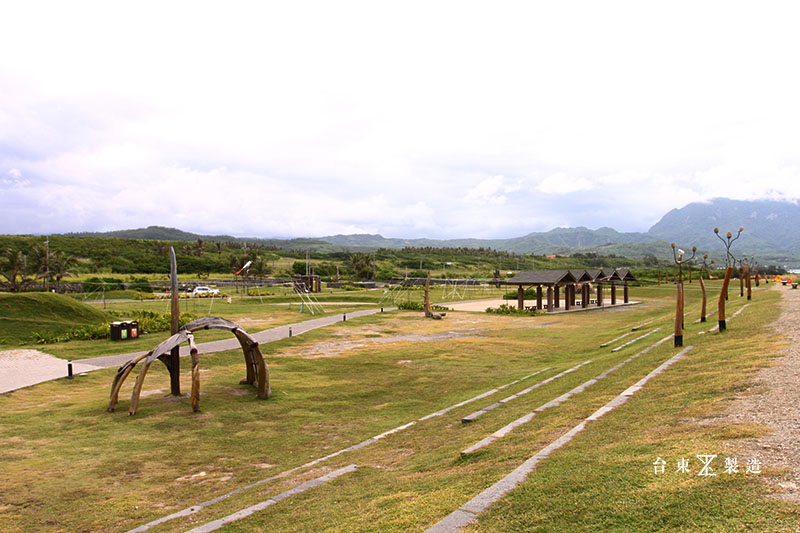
[505,270,578,311]
[504,268,637,312]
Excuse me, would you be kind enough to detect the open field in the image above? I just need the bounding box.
[0,282,798,531]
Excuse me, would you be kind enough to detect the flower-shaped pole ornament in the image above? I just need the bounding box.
[752,257,760,287]
[671,243,696,347]
[697,253,714,323]
[744,256,754,300]
[714,227,743,332]
[735,257,747,298]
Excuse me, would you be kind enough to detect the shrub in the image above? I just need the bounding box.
[486,304,538,316]
[398,301,423,311]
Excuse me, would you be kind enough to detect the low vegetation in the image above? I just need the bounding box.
[0,283,796,531]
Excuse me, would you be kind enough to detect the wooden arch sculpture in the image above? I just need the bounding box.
[107,317,270,415]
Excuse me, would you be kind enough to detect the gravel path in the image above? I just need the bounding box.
[718,286,800,501]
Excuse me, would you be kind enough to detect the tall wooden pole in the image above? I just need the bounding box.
[674,282,684,347]
[718,266,734,331]
[745,264,752,300]
[699,275,707,322]
[169,247,181,395]
[738,265,744,297]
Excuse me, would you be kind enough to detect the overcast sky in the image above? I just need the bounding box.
[2,1,799,239]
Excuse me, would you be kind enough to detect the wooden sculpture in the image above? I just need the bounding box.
[671,243,696,347]
[714,227,743,332]
[107,317,270,415]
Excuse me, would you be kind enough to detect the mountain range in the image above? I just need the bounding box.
[64,198,800,266]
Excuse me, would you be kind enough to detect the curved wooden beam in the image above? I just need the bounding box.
[108,351,150,412]
[129,359,154,416]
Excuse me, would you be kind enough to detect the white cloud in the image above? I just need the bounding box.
[537,173,594,195]
[1,1,799,238]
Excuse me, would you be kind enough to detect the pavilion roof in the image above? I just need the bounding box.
[614,268,637,282]
[506,270,577,286]
[569,269,593,282]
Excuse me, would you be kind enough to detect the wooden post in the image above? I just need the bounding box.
[536,285,543,310]
[611,283,617,305]
[623,281,629,303]
[517,285,524,310]
[565,286,571,311]
[169,247,181,396]
[718,266,734,331]
[582,284,588,308]
[546,286,553,312]
[745,265,752,300]
[554,285,560,308]
[657,270,661,286]
[699,275,707,322]
[739,266,744,297]
[674,282,684,347]
[597,283,603,306]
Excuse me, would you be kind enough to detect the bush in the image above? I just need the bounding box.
[398,301,423,311]
[82,277,125,292]
[127,276,152,292]
[486,304,538,316]
[32,311,200,343]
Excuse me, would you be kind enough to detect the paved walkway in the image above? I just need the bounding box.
[0,307,394,394]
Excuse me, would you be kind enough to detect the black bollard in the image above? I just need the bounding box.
[67,362,74,379]
[288,326,292,338]
[343,313,346,321]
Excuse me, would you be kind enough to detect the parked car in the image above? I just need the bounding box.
[192,286,220,295]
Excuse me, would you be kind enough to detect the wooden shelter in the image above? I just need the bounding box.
[614,268,637,304]
[568,270,594,308]
[504,270,578,312]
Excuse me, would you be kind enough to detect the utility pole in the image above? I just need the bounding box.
[44,237,50,292]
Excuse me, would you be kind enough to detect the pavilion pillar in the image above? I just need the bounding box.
[536,285,543,309]
[554,285,560,308]
[597,283,603,306]
[570,284,576,306]
[547,286,554,312]
[565,286,571,310]
[582,284,588,308]
[624,281,629,303]
[611,283,617,305]
[517,285,524,310]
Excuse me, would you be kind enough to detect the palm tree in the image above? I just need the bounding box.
[51,252,77,287]
[0,249,35,292]
[346,253,375,281]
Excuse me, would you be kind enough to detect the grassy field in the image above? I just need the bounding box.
[0,293,109,345]
[0,282,797,531]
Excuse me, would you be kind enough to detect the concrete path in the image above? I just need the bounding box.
[0,307,393,394]
[0,350,102,394]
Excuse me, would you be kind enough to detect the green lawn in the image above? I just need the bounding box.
[0,283,796,531]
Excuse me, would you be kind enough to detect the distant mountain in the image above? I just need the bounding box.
[68,226,222,241]
[55,199,800,265]
[319,199,800,264]
[647,198,800,260]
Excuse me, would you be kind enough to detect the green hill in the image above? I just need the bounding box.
[0,293,109,345]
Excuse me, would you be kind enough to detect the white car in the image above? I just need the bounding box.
[192,286,220,295]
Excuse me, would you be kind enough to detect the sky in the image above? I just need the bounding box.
[2,1,799,240]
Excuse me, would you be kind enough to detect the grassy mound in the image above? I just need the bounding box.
[0,292,109,345]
